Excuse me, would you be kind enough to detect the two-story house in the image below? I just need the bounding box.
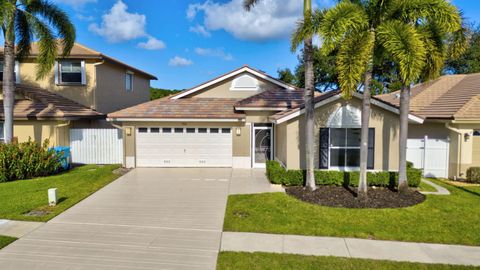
[0,42,157,146]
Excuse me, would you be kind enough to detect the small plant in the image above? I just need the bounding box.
[466,167,480,183]
[0,139,62,182]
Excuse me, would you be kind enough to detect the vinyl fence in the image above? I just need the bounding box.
[70,128,123,164]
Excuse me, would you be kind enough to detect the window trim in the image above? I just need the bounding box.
[230,74,259,91]
[55,60,86,85]
[0,61,21,83]
[125,71,134,92]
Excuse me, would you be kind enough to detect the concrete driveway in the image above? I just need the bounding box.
[0,168,238,270]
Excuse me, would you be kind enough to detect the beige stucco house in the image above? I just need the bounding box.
[108,66,480,179]
[0,42,157,146]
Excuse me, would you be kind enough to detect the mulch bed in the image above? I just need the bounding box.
[286,186,426,209]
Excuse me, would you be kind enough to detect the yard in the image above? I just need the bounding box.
[0,164,122,222]
[217,252,480,270]
[0,236,16,250]
[224,180,480,246]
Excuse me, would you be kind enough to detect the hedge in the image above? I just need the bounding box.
[266,160,422,188]
[0,140,62,182]
[466,167,480,183]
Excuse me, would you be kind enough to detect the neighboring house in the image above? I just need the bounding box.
[0,42,157,145]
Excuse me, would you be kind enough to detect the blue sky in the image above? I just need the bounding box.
[52,0,480,89]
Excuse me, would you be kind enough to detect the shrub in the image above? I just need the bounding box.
[0,139,62,182]
[466,167,480,183]
[265,160,422,188]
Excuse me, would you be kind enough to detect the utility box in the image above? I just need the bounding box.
[48,188,57,206]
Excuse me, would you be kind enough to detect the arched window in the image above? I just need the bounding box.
[327,105,361,128]
[230,74,259,91]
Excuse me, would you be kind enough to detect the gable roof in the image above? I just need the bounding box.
[107,98,245,121]
[0,42,157,80]
[0,84,104,120]
[170,65,296,100]
[376,73,480,120]
[235,88,322,110]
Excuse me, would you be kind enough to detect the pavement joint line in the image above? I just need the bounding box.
[50,221,222,233]
[343,238,352,258]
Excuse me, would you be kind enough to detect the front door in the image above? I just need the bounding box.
[253,125,273,168]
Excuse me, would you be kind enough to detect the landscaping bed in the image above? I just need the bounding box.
[286,186,425,208]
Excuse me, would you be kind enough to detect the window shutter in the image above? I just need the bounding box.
[367,128,375,169]
[54,61,59,84]
[319,128,329,169]
[14,61,20,83]
[81,60,86,85]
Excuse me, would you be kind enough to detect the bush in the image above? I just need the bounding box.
[0,139,62,182]
[266,160,422,188]
[466,167,480,183]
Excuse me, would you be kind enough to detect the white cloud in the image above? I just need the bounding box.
[53,0,96,9]
[189,24,211,37]
[76,14,95,22]
[137,36,166,50]
[194,47,233,61]
[89,0,147,43]
[169,56,193,67]
[187,0,304,41]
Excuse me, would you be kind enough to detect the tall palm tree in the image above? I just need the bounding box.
[1,0,75,143]
[376,0,464,192]
[245,0,317,191]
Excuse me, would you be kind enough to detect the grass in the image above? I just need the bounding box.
[217,252,480,270]
[0,164,121,222]
[0,236,17,249]
[224,180,480,246]
[418,179,438,192]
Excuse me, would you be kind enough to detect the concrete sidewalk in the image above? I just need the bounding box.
[221,232,480,266]
[0,220,44,238]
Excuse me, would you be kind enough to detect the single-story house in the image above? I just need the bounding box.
[107,66,480,179]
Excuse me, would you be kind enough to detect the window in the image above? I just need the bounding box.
[186,128,196,133]
[198,128,207,133]
[319,128,374,169]
[125,72,133,92]
[150,128,160,133]
[138,127,148,133]
[222,128,231,134]
[230,74,258,91]
[57,60,85,84]
[0,61,20,83]
[162,128,172,133]
[210,128,219,133]
[0,122,4,142]
[174,128,184,133]
[474,130,480,136]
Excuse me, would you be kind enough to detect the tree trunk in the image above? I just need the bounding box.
[3,21,16,143]
[398,84,411,192]
[358,70,372,199]
[303,0,315,191]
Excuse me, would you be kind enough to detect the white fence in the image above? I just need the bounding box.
[70,128,123,164]
[407,137,449,178]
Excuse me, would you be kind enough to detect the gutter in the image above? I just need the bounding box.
[445,122,462,178]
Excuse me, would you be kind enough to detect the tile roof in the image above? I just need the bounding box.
[0,84,104,120]
[376,73,480,119]
[235,88,307,109]
[108,98,245,120]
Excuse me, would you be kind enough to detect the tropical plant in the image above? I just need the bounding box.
[245,0,317,190]
[0,0,76,143]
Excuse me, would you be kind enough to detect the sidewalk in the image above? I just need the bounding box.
[0,220,43,238]
[221,232,480,266]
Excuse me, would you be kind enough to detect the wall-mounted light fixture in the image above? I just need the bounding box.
[126,127,132,136]
[464,132,471,142]
[236,127,241,136]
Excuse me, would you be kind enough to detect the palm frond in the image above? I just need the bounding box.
[377,20,426,84]
[243,0,261,11]
[447,20,470,60]
[291,9,325,52]
[416,26,445,81]
[15,9,33,61]
[336,30,375,99]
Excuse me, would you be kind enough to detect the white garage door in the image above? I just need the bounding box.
[136,127,233,167]
[407,138,449,178]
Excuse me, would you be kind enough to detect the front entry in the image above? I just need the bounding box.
[253,124,273,168]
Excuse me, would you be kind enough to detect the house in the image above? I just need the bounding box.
[0,42,157,146]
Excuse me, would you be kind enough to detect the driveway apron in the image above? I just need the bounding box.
[0,168,231,270]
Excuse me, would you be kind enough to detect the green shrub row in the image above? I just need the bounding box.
[466,167,480,183]
[266,160,422,188]
[0,140,62,182]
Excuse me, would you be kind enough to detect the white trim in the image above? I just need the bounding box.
[230,74,259,91]
[235,107,287,111]
[80,60,86,85]
[274,95,342,124]
[252,124,274,168]
[54,61,59,84]
[172,66,295,99]
[107,118,244,123]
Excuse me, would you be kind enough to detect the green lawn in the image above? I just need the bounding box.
[0,164,121,222]
[217,252,480,270]
[0,236,17,249]
[418,179,438,192]
[224,180,480,246]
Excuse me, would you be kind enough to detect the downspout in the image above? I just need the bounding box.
[445,123,462,178]
[55,120,71,146]
[92,61,105,111]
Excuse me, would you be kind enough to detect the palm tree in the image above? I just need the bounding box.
[1,0,75,143]
[245,0,317,191]
[376,0,464,192]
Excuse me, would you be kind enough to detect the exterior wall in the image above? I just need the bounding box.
[447,123,480,178]
[473,135,480,168]
[95,61,151,114]
[277,98,401,171]
[186,72,280,99]
[19,59,97,109]
[13,120,69,146]
[275,123,288,166]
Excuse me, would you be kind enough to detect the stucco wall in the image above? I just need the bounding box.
[447,123,480,178]
[95,61,151,114]
[13,120,69,146]
[186,72,280,99]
